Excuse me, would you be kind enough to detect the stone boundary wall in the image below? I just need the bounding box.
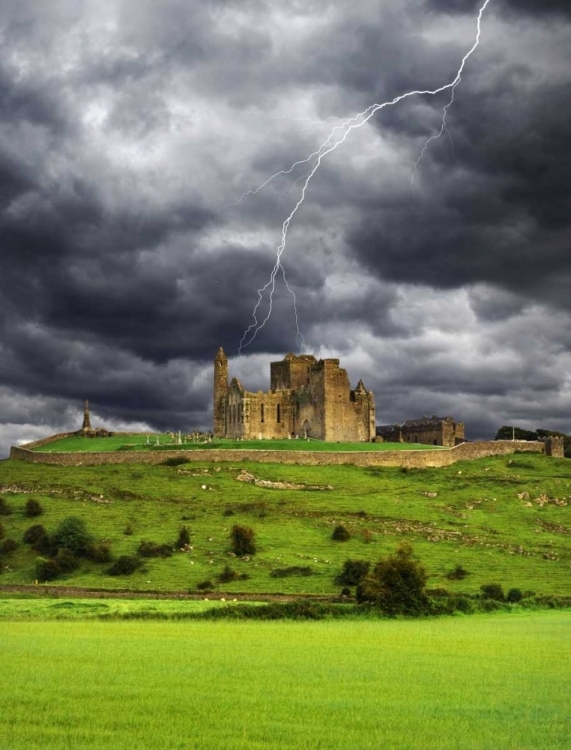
[10,439,547,469]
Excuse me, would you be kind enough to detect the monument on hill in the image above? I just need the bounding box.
[213,348,375,441]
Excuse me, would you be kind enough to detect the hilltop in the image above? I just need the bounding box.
[1,452,570,596]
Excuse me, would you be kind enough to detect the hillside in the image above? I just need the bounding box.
[1,453,570,596]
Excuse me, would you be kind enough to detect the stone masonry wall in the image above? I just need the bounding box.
[10,439,548,469]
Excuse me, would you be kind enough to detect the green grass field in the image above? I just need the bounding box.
[1,609,570,749]
[1,452,571,595]
[32,435,443,452]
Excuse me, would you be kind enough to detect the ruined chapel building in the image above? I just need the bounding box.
[376,416,465,448]
[213,348,376,442]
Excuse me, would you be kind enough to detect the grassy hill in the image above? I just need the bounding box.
[1,452,570,596]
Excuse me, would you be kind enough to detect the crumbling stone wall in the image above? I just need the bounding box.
[10,439,549,469]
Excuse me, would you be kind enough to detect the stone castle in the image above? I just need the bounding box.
[376,416,465,448]
[213,348,375,441]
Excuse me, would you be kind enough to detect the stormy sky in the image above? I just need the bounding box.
[1,0,570,456]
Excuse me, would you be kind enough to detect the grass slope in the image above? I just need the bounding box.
[33,435,442,452]
[1,611,570,749]
[1,453,570,595]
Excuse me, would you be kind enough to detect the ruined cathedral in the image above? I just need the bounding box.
[213,348,375,442]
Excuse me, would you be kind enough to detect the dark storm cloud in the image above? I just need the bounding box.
[348,61,571,315]
[427,0,571,18]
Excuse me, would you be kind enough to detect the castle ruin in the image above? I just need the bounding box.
[213,348,375,442]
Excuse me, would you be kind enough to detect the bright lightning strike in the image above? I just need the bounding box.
[237,0,492,355]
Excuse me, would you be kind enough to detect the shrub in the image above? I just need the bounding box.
[357,543,430,616]
[137,540,173,558]
[332,524,351,542]
[446,564,470,581]
[230,525,256,556]
[335,559,370,586]
[87,542,112,563]
[196,579,214,591]
[270,566,314,578]
[107,555,141,576]
[0,498,12,516]
[340,587,352,598]
[176,526,191,548]
[123,523,134,536]
[218,564,240,583]
[23,524,48,545]
[162,456,188,466]
[222,509,235,517]
[24,498,43,517]
[55,547,80,574]
[507,587,523,603]
[36,557,61,582]
[53,516,93,556]
[480,583,505,601]
[0,538,18,555]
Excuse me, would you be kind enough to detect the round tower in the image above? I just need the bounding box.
[213,347,228,437]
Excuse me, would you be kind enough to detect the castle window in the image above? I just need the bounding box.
[261,403,264,423]
[277,404,281,423]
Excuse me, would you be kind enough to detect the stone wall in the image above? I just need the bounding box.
[10,439,548,469]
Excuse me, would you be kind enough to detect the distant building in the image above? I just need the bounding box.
[213,348,375,442]
[376,416,465,447]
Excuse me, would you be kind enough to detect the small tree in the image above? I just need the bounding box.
[176,526,191,548]
[25,498,43,517]
[357,543,429,616]
[335,559,370,586]
[480,583,505,602]
[36,557,61,582]
[332,524,351,542]
[230,525,256,556]
[53,517,93,556]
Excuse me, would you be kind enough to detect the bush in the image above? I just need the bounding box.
[218,564,240,583]
[357,543,430,616]
[53,517,93,556]
[196,579,214,591]
[107,556,141,576]
[87,542,112,563]
[24,498,43,517]
[23,524,48,545]
[230,525,256,556]
[480,583,505,601]
[0,538,18,555]
[0,522,4,540]
[335,559,370,586]
[137,540,173,558]
[123,523,134,536]
[446,564,470,581]
[54,547,80,573]
[332,524,351,542]
[0,498,12,516]
[270,566,314,578]
[36,557,61,582]
[176,526,191,548]
[162,456,189,466]
[507,587,523,603]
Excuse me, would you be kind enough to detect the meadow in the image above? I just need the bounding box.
[1,452,570,596]
[1,609,570,749]
[32,435,442,452]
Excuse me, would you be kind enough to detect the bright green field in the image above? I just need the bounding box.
[1,610,570,749]
[1,453,571,595]
[33,435,442,452]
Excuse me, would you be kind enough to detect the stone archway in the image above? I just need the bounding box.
[302,420,311,439]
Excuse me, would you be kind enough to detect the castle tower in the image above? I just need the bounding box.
[82,399,92,431]
[213,347,228,437]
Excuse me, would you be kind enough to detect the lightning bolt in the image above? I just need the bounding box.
[237,0,492,354]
